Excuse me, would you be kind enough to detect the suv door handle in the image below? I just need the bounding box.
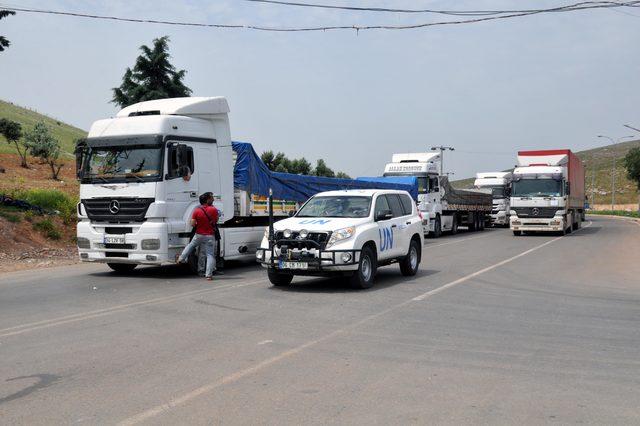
[406,221,411,225]
[391,224,397,229]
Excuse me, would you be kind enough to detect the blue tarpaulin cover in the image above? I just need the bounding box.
[232,142,417,202]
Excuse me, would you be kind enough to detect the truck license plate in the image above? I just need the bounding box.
[279,261,308,270]
[104,236,126,244]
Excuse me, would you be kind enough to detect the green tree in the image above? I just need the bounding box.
[0,118,28,167]
[336,171,351,179]
[314,159,335,177]
[261,150,275,170]
[0,10,15,53]
[623,147,640,212]
[290,158,312,175]
[112,36,192,108]
[24,121,65,180]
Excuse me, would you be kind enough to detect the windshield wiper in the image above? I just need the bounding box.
[90,176,110,183]
[125,173,144,182]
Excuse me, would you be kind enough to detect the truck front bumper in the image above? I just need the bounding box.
[491,211,509,226]
[256,246,361,274]
[76,220,182,265]
[510,216,565,232]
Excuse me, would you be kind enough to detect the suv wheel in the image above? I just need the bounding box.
[268,269,294,286]
[350,246,377,289]
[400,239,421,276]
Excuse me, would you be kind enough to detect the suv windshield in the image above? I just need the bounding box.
[297,196,371,218]
[84,146,162,182]
[512,179,562,197]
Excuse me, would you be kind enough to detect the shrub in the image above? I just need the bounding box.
[0,209,21,223]
[14,188,77,221]
[33,218,61,240]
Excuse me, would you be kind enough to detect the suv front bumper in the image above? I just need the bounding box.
[256,245,361,274]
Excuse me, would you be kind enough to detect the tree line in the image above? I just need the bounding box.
[260,151,350,178]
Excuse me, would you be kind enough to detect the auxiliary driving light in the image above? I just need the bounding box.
[256,251,264,261]
[283,229,292,239]
[299,229,309,239]
[341,252,352,263]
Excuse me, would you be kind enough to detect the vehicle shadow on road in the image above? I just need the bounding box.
[87,260,261,281]
[270,269,439,294]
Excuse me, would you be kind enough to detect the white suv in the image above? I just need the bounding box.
[256,190,424,289]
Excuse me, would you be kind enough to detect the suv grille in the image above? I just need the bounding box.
[82,198,154,223]
[275,231,331,250]
[511,207,558,219]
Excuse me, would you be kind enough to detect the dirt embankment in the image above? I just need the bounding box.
[0,153,79,273]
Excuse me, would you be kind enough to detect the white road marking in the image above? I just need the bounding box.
[0,279,266,339]
[119,221,592,425]
[257,340,273,345]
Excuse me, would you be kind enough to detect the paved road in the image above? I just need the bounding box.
[1,216,639,425]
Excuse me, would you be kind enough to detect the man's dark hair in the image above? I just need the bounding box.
[199,193,211,205]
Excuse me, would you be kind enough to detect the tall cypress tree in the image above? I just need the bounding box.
[112,36,192,108]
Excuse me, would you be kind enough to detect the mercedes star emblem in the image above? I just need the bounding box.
[532,208,539,216]
[109,200,120,214]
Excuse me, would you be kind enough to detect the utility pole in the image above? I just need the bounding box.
[597,135,635,210]
[430,145,455,176]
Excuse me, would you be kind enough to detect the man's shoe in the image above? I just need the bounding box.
[211,270,225,276]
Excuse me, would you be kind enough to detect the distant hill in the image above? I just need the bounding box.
[0,100,87,157]
[452,141,640,205]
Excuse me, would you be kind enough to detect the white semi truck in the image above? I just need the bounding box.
[382,153,492,237]
[474,172,513,226]
[75,97,412,272]
[510,149,586,235]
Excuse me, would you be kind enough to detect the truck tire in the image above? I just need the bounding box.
[268,269,294,286]
[400,239,421,276]
[479,213,485,231]
[513,230,522,236]
[350,246,377,289]
[450,215,458,235]
[468,212,477,231]
[107,263,137,273]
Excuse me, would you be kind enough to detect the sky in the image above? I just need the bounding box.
[1,0,639,179]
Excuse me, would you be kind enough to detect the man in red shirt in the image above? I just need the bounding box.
[177,192,220,280]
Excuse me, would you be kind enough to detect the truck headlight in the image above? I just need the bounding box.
[77,237,90,249]
[141,239,161,250]
[326,227,355,248]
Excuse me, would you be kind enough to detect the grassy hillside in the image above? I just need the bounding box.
[452,141,640,205]
[0,100,87,156]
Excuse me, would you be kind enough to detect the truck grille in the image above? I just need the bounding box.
[511,207,558,219]
[82,198,154,223]
[275,231,331,250]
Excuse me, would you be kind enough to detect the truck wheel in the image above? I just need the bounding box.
[268,269,294,286]
[450,215,458,235]
[468,213,477,231]
[350,246,377,289]
[430,216,442,238]
[107,263,137,273]
[513,230,522,236]
[479,214,485,231]
[400,239,421,276]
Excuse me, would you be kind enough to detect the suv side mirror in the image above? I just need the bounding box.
[376,209,393,221]
[288,210,297,217]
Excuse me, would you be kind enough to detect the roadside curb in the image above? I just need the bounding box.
[587,214,640,223]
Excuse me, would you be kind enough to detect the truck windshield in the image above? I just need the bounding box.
[296,196,371,218]
[512,179,562,197]
[84,146,163,183]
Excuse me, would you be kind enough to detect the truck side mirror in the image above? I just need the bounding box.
[74,139,87,179]
[376,209,393,221]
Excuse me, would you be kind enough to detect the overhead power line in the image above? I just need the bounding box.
[1,1,639,32]
[244,0,640,16]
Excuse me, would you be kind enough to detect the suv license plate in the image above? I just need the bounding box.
[104,236,126,244]
[279,261,308,270]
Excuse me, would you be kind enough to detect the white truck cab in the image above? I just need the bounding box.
[257,189,424,289]
[474,172,513,226]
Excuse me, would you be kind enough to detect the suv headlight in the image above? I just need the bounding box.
[326,227,355,248]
